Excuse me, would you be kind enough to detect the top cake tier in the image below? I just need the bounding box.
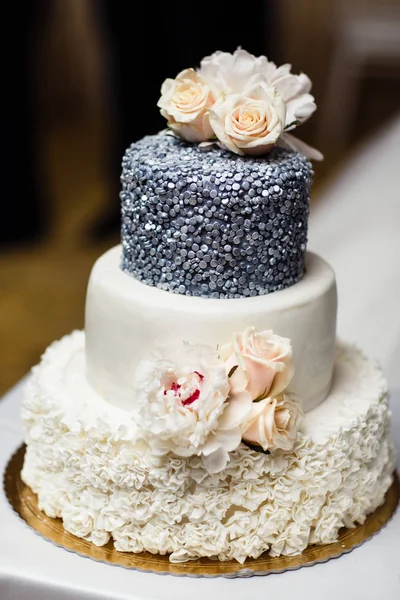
[121,133,312,298]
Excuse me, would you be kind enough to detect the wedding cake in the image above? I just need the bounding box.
[21,49,396,564]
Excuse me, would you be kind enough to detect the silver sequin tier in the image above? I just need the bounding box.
[120,133,312,298]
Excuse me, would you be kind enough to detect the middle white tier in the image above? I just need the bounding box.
[85,246,337,412]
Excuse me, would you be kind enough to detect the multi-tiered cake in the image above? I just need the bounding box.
[21,49,396,564]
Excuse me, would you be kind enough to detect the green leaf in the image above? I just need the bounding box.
[284,119,300,130]
[253,388,269,402]
[228,365,239,379]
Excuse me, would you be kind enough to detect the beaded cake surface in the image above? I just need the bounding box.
[121,133,312,298]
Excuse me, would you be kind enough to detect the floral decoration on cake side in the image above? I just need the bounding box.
[219,327,302,452]
[133,327,303,473]
[158,48,322,160]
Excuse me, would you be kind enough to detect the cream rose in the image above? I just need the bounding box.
[242,393,303,452]
[209,83,286,155]
[133,342,252,473]
[220,327,294,401]
[157,68,216,142]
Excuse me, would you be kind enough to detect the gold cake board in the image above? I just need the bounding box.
[4,444,400,578]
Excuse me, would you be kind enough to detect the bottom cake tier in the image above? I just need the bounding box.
[21,332,396,564]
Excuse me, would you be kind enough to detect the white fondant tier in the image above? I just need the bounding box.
[22,332,395,564]
[85,246,337,412]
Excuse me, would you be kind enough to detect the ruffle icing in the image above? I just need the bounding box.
[21,331,396,563]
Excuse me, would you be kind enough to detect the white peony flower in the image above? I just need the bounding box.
[133,342,252,473]
[209,83,286,156]
[157,68,216,142]
[199,48,273,95]
[267,63,315,128]
[219,327,294,401]
[242,393,304,452]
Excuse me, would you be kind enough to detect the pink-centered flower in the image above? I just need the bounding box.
[133,342,252,473]
[163,370,204,406]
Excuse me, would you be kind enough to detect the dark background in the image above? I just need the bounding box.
[2,1,276,247]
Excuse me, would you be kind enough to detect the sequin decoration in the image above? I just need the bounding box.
[120,133,312,298]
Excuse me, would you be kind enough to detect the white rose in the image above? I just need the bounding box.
[242,393,303,452]
[209,83,286,156]
[267,63,323,160]
[267,63,315,128]
[157,68,216,142]
[133,342,252,473]
[220,327,294,401]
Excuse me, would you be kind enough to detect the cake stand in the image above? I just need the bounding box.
[1,378,400,600]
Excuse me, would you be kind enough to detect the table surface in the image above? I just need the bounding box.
[1,117,400,599]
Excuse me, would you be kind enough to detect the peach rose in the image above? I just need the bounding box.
[220,327,294,401]
[209,83,286,155]
[157,69,216,142]
[242,393,303,452]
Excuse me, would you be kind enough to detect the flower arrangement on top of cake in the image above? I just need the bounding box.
[158,47,322,160]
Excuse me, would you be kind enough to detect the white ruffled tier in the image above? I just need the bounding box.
[21,331,396,563]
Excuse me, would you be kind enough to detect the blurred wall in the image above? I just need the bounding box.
[277,0,400,164]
